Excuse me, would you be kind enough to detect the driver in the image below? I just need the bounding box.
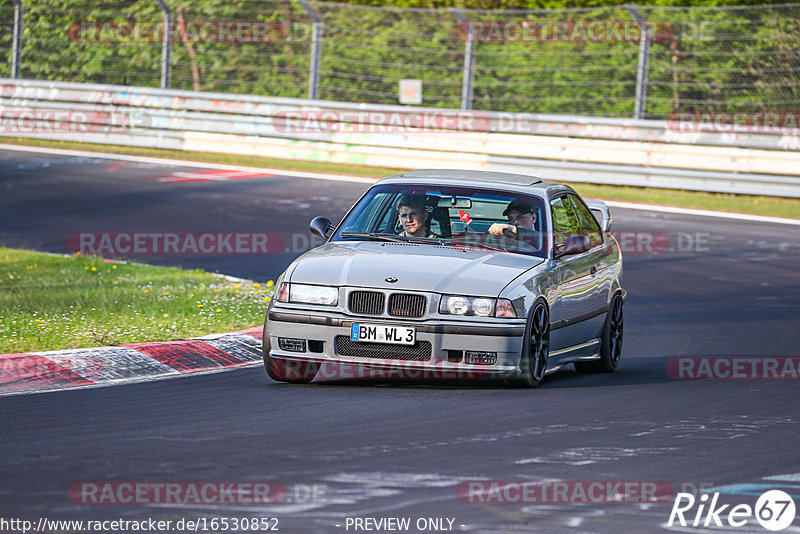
[396,194,436,238]
[488,200,537,238]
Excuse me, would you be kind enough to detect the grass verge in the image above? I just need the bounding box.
[0,247,271,354]
[1,137,798,219]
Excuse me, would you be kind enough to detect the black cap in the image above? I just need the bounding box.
[502,201,534,216]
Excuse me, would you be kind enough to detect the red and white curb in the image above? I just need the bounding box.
[0,326,263,397]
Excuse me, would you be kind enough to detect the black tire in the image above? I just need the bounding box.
[261,316,318,384]
[508,300,550,388]
[575,292,624,374]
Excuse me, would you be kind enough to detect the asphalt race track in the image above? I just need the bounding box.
[1,147,800,533]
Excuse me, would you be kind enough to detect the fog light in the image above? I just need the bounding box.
[278,338,306,352]
[446,350,463,363]
[465,351,497,365]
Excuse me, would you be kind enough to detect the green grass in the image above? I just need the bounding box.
[0,248,273,354]
[1,136,798,219]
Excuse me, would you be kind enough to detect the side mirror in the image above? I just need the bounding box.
[559,234,591,257]
[585,199,612,232]
[309,216,334,239]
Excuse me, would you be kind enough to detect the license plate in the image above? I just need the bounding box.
[350,323,416,345]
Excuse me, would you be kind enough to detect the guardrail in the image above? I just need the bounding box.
[2,79,800,197]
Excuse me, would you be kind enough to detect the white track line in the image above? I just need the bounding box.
[604,200,800,226]
[1,143,797,225]
[0,143,378,184]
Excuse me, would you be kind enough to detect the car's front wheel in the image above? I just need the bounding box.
[508,300,550,388]
[575,292,623,374]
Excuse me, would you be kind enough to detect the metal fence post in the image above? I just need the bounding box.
[452,8,474,111]
[155,0,172,89]
[11,0,23,79]
[296,0,322,100]
[626,4,650,120]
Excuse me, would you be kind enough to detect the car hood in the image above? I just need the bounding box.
[287,241,545,296]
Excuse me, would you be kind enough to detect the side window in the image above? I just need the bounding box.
[550,196,579,249]
[567,194,603,248]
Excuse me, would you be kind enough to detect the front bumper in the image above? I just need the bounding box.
[266,308,526,379]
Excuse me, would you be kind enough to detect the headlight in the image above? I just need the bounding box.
[472,298,494,316]
[439,295,516,318]
[444,296,469,315]
[286,283,338,306]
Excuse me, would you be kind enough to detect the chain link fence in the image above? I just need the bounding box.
[466,6,642,115]
[1,0,798,118]
[314,3,464,108]
[14,1,164,86]
[0,1,18,78]
[641,3,800,116]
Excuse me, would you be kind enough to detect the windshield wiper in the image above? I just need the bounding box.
[340,232,408,243]
[340,233,445,246]
[403,236,446,246]
[447,239,509,253]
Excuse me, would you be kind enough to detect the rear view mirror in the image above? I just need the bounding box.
[437,196,472,209]
[309,216,334,239]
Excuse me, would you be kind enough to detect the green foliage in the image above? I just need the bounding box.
[1,0,798,118]
[315,0,800,7]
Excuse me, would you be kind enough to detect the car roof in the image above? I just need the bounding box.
[376,169,573,197]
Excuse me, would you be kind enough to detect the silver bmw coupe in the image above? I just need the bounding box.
[262,169,625,387]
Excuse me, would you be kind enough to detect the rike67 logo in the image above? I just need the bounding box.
[668,490,796,531]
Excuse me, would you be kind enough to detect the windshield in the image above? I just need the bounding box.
[332,184,549,258]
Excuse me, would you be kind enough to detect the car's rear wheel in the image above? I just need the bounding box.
[575,292,624,374]
[261,318,318,384]
[508,300,550,387]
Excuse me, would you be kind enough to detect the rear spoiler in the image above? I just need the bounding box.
[585,199,612,232]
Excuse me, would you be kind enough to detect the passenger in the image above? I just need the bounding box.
[396,194,436,238]
[488,200,537,238]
